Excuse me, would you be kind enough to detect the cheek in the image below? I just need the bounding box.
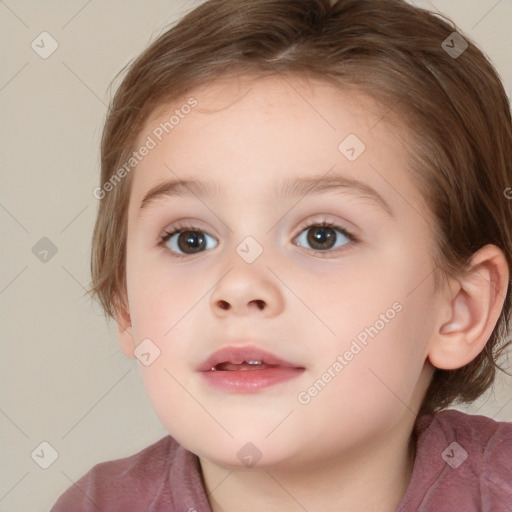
[297,311,428,441]
[303,255,434,410]
[126,249,204,336]
[137,363,199,442]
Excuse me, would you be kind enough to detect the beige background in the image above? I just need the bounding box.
[1,1,511,510]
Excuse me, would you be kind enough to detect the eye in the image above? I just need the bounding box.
[294,221,355,253]
[160,224,218,256]
[159,220,356,258]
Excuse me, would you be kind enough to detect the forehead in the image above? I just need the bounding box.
[128,73,428,220]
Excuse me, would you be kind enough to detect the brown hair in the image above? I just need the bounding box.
[89,0,512,416]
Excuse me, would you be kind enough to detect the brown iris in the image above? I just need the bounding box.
[306,225,336,250]
[177,231,206,254]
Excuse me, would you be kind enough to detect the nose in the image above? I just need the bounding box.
[210,266,285,318]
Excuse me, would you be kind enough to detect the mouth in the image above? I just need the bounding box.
[197,345,305,393]
[210,361,280,371]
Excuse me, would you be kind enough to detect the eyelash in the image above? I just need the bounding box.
[159,219,358,259]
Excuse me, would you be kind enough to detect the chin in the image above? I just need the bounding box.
[197,438,309,472]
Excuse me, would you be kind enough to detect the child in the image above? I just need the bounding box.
[51,0,512,510]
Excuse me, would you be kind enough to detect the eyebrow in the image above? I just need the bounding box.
[138,172,393,217]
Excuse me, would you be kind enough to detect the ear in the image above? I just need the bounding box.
[114,301,137,360]
[428,244,510,370]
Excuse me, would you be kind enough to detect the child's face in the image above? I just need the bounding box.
[120,74,442,469]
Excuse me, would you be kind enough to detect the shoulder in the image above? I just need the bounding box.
[426,408,512,461]
[50,436,180,511]
[403,409,512,510]
[429,408,512,439]
[430,409,512,485]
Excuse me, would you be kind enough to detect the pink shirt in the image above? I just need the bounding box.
[50,409,512,511]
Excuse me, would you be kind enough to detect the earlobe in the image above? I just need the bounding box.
[428,244,509,370]
[114,305,137,360]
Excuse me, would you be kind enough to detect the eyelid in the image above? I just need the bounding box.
[159,219,215,240]
[159,217,356,241]
[159,221,216,243]
[292,216,358,243]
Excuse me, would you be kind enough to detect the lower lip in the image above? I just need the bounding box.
[200,367,305,392]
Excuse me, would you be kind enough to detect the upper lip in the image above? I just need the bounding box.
[197,344,304,372]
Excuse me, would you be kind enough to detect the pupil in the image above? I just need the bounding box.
[178,231,206,253]
[307,226,335,250]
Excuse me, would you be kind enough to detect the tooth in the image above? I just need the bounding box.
[246,360,262,364]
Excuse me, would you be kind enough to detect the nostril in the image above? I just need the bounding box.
[253,299,265,310]
[218,300,230,310]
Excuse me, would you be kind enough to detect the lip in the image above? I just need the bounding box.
[197,344,305,393]
[197,345,302,372]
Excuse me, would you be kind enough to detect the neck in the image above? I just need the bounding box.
[200,422,417,512]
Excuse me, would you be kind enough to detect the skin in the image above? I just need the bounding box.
[115,73,509,512]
